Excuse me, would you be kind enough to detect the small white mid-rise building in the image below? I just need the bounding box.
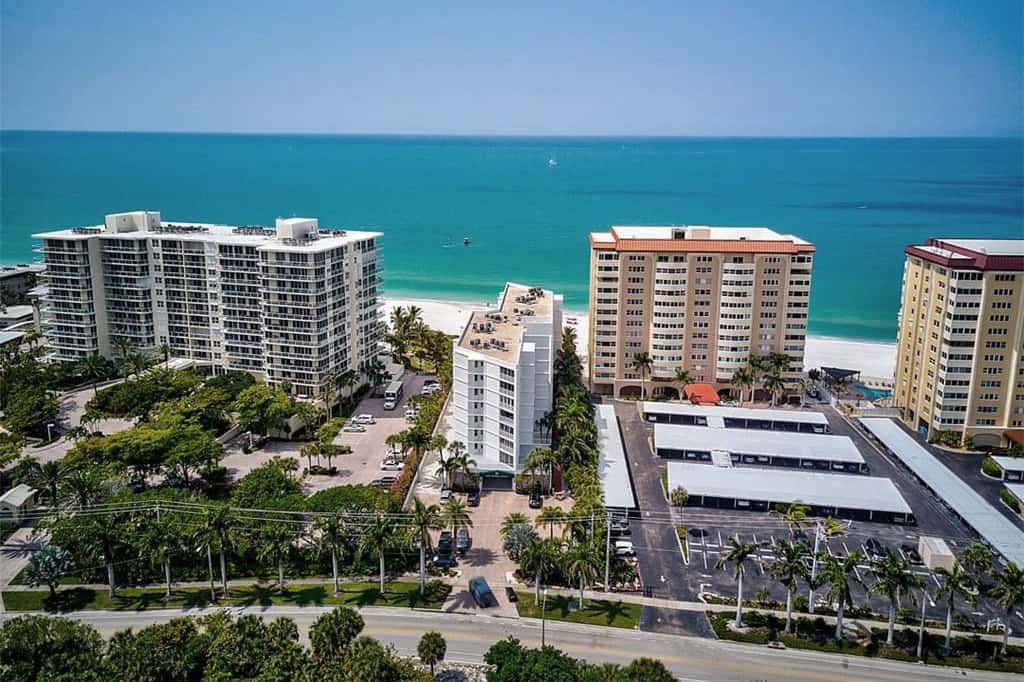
[452,283,562,475]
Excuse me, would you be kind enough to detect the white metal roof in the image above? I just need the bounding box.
[654,424,863,464]
[596,404,636,509]
[0,483,36,507]
[642,401,829,426]
[940,239,1024,257]
[991,456,1024,473]
[667,463,911,514]
[861,418,1024,566]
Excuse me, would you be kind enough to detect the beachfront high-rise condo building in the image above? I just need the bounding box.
[587,225,815,399]
[452,283,563,474]
[894,238,1024,448]
[34,211,382,397]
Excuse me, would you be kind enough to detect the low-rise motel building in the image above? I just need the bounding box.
[893,238,1024,448]
[586,225,814,399]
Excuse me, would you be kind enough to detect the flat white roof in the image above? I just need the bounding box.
[608,225,810,244]
[0,483,36,507]
[643,401,829,426]
[861,418,1024,566]
[654,424,864,464]
[940,239,1024,257]
[991,456,1024,473]
[596,405,636,509]
[667,463,911,514]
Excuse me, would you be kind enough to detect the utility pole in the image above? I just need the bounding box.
[604,511,612,593]
[808,521,821,614]
[917,586,928,660]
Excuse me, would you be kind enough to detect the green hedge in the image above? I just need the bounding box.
[982,456,1003,478]
[1000,488,1021,513]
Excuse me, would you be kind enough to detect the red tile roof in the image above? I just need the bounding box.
[685,383,721,405]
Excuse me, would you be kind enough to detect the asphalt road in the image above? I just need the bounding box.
[6,606,1012,682]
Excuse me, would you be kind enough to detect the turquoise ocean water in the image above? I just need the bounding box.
[1,132,1020,342]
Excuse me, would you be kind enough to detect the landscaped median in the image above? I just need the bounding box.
[514,591,641,629]
[707,610,1024,674]
[2,580,450,612]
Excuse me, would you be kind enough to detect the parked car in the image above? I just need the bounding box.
[380,459,402,471]
[432,553,457,569]
[437,531,453,554]
[352,414,376,425]
[901,543,923,565]
[424,379,441,389]
[404,407,418,419]
[610,516,630,533]
[528,491,542,509]
[468,577,497,608]
[504,586,518,602]
[864,537,887,559]
[456,527,471,554]
[440,489,453,503]
[614,540,636,557]
[370,478,389,487]
[342,423,366,433]
[383,399,397,410]
[466,491,480,507]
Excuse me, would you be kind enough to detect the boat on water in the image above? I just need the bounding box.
[548,158,558,167]
[463,236,471,246]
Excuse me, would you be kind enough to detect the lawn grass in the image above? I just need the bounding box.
[514,591,641,629]
[3,581,450,612]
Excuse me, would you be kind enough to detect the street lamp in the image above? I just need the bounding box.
[541,588,548,648]
[46,422,54,442]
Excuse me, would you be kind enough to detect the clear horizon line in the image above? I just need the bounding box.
[2,128,1021,140]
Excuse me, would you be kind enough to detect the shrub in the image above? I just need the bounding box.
[1000,488,1021,513]
[87,369,202,419]
[305,485,400,513]
[982,456,1003,478]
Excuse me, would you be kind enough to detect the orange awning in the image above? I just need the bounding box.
[685,384,721,405]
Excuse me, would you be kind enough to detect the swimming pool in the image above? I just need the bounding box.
[854,383,892,401]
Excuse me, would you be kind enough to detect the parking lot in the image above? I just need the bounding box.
[612,399,1024,633]
[220,372,436,492]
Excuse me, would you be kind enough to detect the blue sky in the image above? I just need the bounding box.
[2,1,1021,136]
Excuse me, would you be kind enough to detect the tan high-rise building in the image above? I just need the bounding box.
[894,238,1024,447]
[587,225,815,399]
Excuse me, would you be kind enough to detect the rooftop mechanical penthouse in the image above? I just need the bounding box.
[33,211,383,398]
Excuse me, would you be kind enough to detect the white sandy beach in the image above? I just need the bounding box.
[384,296,897,383]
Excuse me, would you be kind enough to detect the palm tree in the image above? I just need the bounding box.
[770,541,809,633]
[716,537,762,628]
[959,542,993,578]
[673,367,692,400]
[763,371,786,407]
[730,366,754,406]
[320,370,338,419]
[144,516,181,598]
[429,434,448,461]
[631,352,653,400]
[77,353,108,395]
[935,562,978,653]
[501,512,530,540]
[60,467,104,508]
[819,552,862,641]
[359,512,397,595]
[200,506,234,597]
[127,350,149,378]
[293,401,321,438]
[775,503,810,539]
[434,455,459,490]
[565,542,601,609]
[453,452,477,488]
[442,496,473,538]
[525,447,557,495]
[990,562,1024,654]
[868,550,923,645]
[112,338,133,373]
[403,428,432,462]
[337,369,359,407]
[30,460,62,506]
[312,514,349,595]
[159,342,171,368]
[257,522,295,593]
[301,441,322,471]
[521,538,560,602]
[535,506,567,540]
[410,499,443,595]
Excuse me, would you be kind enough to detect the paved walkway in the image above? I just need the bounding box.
[0,527,48,587]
